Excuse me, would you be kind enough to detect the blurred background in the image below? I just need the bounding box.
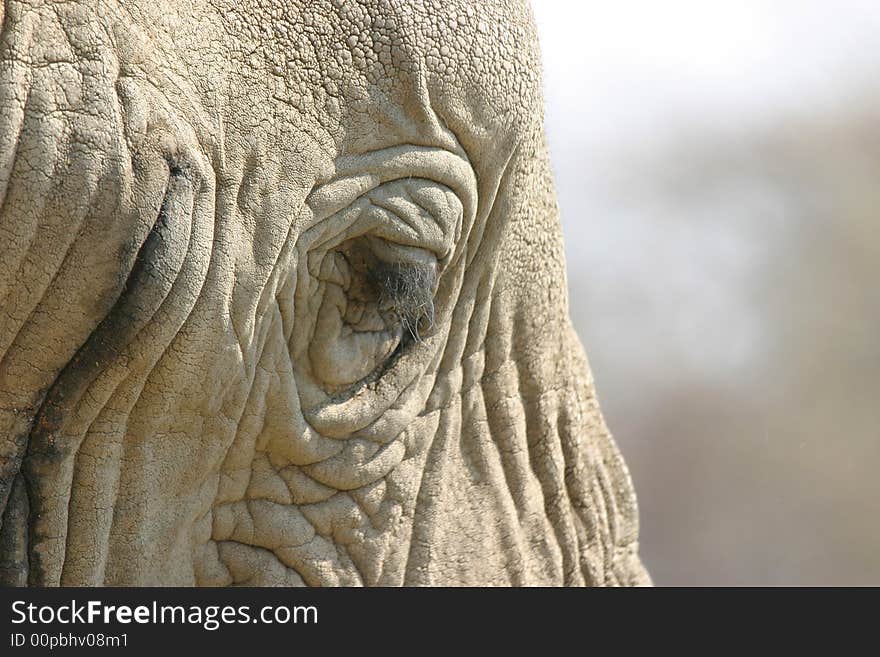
[531,0,880,585]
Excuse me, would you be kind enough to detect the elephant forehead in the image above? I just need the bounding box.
[212,0,542,140]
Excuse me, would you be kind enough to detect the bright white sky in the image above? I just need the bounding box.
[532,0,880,148]
[530,0,880,378]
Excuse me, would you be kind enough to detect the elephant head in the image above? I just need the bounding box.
[0,0,649,586]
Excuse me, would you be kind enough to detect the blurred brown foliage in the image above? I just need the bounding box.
[567,96,880,585]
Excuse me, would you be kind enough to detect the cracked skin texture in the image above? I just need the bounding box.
[0,0,650,586]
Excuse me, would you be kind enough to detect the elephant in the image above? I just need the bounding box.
[0,0,650,586]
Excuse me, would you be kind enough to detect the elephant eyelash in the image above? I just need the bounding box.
[369,259,436,343]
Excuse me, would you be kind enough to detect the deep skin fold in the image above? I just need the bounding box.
[0,0,650,586]
[22,160,198,585]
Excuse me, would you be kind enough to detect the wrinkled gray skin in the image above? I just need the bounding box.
[0,0,650,586]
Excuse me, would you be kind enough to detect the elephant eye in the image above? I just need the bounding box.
[305,233,438,390]
[282,146,476,439]
[294,175,460,393]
